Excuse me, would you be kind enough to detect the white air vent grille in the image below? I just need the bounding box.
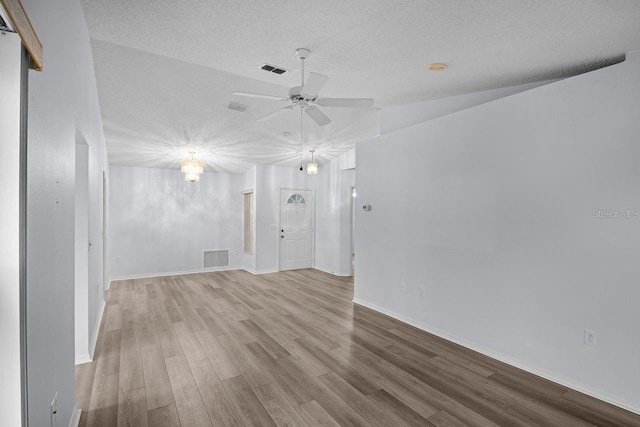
[227,102,249,112]
[203,250,229,268]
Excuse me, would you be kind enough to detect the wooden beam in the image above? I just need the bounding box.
[0,0,42,71]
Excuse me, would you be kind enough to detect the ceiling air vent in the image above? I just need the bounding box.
[261,64,288,75]
[227,102,249,113]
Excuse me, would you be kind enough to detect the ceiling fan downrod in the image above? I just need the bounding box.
[296,48,311,98]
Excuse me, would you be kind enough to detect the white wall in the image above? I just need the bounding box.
[315,149,356,276]
[109,161,357,278]
[0,31,25,427]
[253,165,316,273]
[356,52,640,413]
[109,165,243,278]
[23,0,108,424]
[381,80,554,135]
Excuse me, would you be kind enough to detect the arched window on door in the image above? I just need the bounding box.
[286,194,306,205]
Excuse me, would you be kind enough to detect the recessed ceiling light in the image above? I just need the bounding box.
[428,63,447,71]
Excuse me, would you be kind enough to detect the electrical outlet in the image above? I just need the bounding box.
[400,281,406,292]
[418,287,425,297]
[583,329,596,346]
[51,392,58,424]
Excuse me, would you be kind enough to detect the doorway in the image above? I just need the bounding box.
[351,185,357,277]
[279,189,313,271]
[74,139,90,363]
[103,172,108,293]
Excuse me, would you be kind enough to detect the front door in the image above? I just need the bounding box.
[280,189,313,271]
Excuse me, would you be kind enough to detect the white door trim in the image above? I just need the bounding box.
[279,188,314,271]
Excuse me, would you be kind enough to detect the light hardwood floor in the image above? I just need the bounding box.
[76,269,640,426]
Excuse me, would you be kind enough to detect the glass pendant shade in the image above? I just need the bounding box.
[306,161,317,175]
[183,171,201,182]
[181,151,204,183]
[306,149,318,175]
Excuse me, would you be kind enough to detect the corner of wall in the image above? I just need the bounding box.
[68,405,81,427]
[356,55,640,413]
[88,299,105,361]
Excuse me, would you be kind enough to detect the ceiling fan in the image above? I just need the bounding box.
[233,48,374,126]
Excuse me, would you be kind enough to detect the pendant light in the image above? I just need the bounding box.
[181,151,204,183]
[306,149,317,175]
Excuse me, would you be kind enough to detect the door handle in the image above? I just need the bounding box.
[280,235,285,239]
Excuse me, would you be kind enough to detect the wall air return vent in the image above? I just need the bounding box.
[203,249,230,268]
[261,64,288,75]
[227,102,249,113]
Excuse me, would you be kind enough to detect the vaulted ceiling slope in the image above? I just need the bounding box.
[81,0,640,173]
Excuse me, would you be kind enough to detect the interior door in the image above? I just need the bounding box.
[280,189,313,271]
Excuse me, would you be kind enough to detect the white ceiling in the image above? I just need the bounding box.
[81,0,640,173]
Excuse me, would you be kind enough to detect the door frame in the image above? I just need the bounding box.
[350,185,356,277]
[18,36,29,427]
[74,137,90,364]
[102,171,109,292]
[278,188,315,271]
[0,31,29,426]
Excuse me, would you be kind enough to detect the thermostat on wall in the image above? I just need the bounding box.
[362,204,371,211]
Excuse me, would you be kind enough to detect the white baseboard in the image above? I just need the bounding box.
[88,300,105,361]
[111,266,242,281]
[68,405,81,427]
[313,266,352,277]
[243,268,279,275]
[352,297,640,416]
[75,353,91,365]
[244,267,352,277]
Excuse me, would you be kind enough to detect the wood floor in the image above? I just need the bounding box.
[76,269,640,426]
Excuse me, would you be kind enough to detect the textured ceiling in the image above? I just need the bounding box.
[82,0,640,173]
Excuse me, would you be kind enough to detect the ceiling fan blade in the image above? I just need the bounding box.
[233,92,288,101]
[305,106,331,126]
[256,106,295,122]
[300,72,329,98]
[315,97,374,108]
